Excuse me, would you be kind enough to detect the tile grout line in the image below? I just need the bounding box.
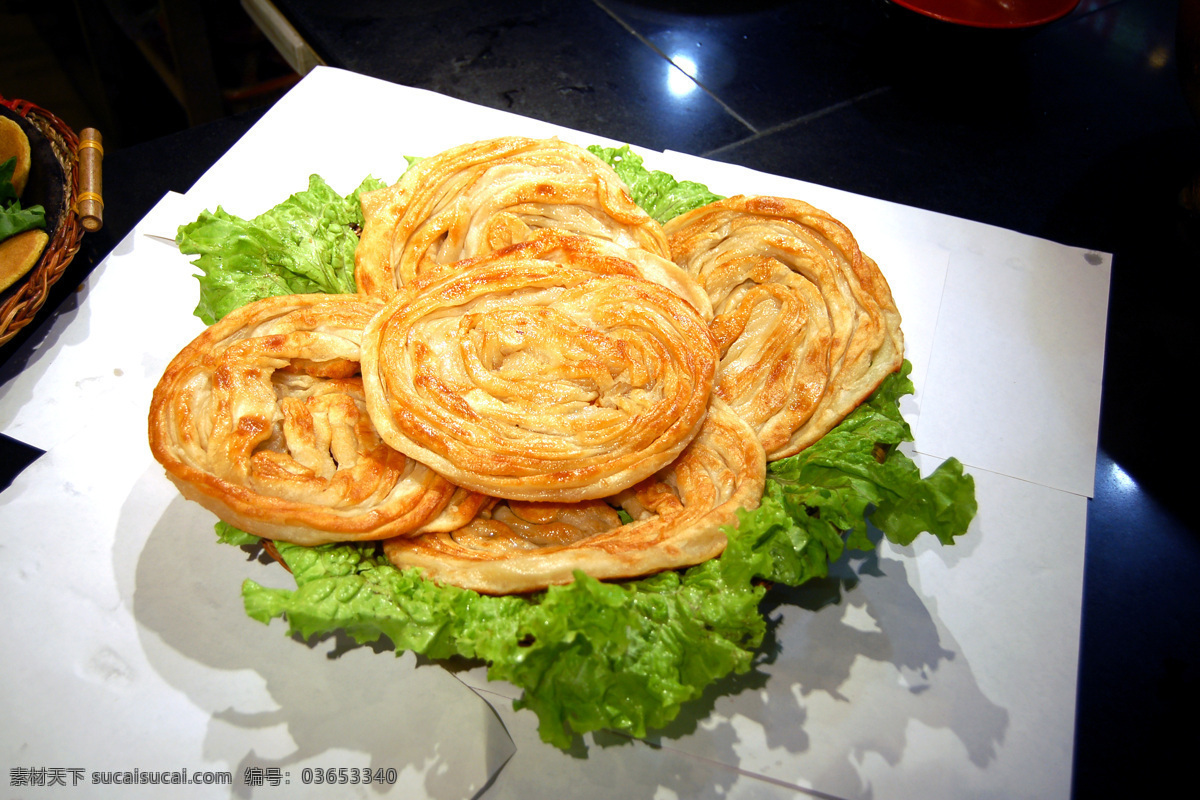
[591,0,759,137]
[701,86,891,160]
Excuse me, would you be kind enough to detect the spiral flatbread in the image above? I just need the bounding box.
[666,195,903,459]
[384,398,766,594]
[148,293,487,545]
[360,231,718,503]
[355,136,672,299]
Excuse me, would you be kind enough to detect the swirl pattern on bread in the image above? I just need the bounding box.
[354,137,671,299]
[148,294,486,545]
[383,398,765,594]
[360,231,718,503]
[665,195,904,459]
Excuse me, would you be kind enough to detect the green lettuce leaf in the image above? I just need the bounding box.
[588,145,724,224]
[176,174,387,324]
[0,156,46,242]
[215,520,260,547]
[732,362,975,588]
[0,157,23,207]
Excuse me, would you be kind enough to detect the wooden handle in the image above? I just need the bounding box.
[76,128,103,232]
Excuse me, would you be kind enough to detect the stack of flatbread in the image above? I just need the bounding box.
[149,137,903,594]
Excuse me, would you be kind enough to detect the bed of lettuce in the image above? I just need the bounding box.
[175,145,977,749]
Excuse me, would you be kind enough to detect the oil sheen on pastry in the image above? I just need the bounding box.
[383,398,766,594]
[665,195,904,460]
[354,136,672,300]
[360,232,719,503]
[148,294,487,545]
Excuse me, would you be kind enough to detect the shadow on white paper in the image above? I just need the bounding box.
[117,486,513,799]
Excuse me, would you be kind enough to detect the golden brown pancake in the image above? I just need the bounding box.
[384,398,766,594]
[0,229,47,292]
[360,230,718,503]
[665,195,904,460]
[148,293,488,545]
[354,136,672,300]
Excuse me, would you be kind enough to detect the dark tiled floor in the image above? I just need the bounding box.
[602,0,891,132]
[713,5,1195,244]
[277,0,753,152]
[1,0,295,148]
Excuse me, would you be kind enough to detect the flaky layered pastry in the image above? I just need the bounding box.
[148,294,487,545]
[665,195,904,460]
[383,398,766,594]
[360,232,719,503]
[354,136,672,299]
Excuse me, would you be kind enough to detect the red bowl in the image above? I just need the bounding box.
[888,0,1081,29]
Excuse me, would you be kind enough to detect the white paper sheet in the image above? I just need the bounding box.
[0,419,515,800]
[0,193,212,452]
[0,67,1108,800]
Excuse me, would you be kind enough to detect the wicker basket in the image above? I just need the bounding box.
[0,96,88,347]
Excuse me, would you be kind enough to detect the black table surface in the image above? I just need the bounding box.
[2,1,1197,797]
